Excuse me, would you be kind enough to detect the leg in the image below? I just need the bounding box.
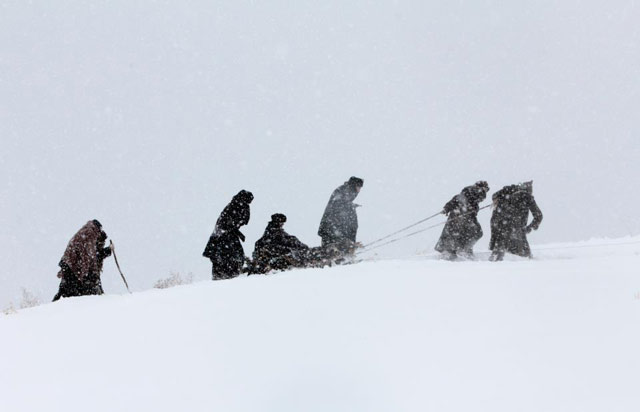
[442,250,458,261]
[82,272,104,296]
[489,250,505,262]
[211,259,226,280]
[52,272,83,301]
[459,247,474,260]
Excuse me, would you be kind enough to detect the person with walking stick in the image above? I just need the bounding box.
[53,219,112,301]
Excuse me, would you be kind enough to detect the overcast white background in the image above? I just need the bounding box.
[1,1,639,306]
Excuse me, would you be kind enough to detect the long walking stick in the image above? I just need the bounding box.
[109,240,131,293]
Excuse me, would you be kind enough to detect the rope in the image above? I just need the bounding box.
[361,210,444,248]
[358,204,492,255]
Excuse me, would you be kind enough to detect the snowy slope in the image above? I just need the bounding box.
[1,238,639,412]
[2,1,640,309]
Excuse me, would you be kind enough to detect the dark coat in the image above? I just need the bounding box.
[203,190,253,280]
[318,182,360,249]
[489,185,543,257]
[53,220,111,301]
[214,190,252,239]
[435,185,487,255]
[251,222,310,274]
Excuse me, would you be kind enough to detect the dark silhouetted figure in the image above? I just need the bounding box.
[435,181,490,259]
[489,181,543,261]
[53,219,112,301]
[318,176,364,255]
[203,190,254,280]
[250,213,310,274]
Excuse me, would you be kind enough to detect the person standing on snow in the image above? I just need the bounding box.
[53,219,112,301]
[489,181,543,261]
[435,181,490,260]
[318,176,364,256]
[203,190,254,280]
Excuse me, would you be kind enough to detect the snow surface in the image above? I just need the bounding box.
[2,1,640,308]
[2,238,639,412]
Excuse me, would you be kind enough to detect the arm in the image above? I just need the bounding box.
[98,246,112,260]
[97,231,112,260]
[443,196,459,214]
[234,228,246,242]
[238,204,251,227]
[526,197,543,232]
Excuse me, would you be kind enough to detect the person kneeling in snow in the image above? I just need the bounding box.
[249,213,310,274]
[53,219,112,301]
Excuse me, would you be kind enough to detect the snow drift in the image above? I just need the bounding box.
[1,238,639,412]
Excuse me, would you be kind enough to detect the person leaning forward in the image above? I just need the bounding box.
[53,219,112,301]
[435,181,489,260]
[203,190,254,280]
[489,181,543,261]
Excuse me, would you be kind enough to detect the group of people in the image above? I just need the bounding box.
[435,180,543,261]
[202,176,365,280]
[51,176,543,300]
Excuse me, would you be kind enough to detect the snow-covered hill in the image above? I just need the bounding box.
[2,238,639,412]
[2,1,640,310]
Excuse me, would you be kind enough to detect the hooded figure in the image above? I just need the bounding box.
[203,190,254,280]
[435,181,489,259]
[250,213,310,274]
[53,219,112,301]
[318,176,364,254]
[489,181,543,261]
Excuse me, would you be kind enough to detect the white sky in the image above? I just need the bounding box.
[1,1,639,305]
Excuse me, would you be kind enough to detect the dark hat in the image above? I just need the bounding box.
[519,181,533,193]
[521,180,533,187]
[271,213,287,224]
[347,176,364,188]
[475,181,490,192]
[237,190,254,203]
[92,219,103,229]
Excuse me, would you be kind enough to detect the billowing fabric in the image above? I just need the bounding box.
[251,221,310,274]
[58,220,104,280]
[53,263,105,300]
[435,184,487,256]
[203,190,253,280]
[214,190,253,235]
[53,220,111,301]
[208,231,246,279]
[489,185,543,258]
[318,180,361,253]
